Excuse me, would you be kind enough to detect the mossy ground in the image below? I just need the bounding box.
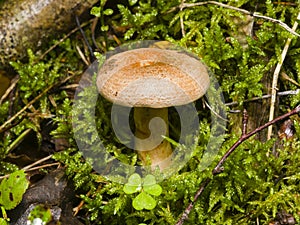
[1,0,300,224]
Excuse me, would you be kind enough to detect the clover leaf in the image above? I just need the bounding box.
[143,174,156,186]
[123,173,142,194]
[143,175,162,196]
[123,173,162,210]
[0,170,29,210]
[133,191,157,210]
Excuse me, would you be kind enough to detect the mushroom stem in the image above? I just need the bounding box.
[134,107,172,170]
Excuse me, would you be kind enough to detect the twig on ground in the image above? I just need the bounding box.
[76,45,90,66]
[91,17,102,51]
[22,154,53,171]
[75,15,95,62]
[24,162,60,172]
[204,100,228,122]
[5,128,32,154]
[0,154,56,180]
[281,72,300,87]
[0,84,53,133]
[225,89,300,106]
[0,76,19,105]
[167,1,300,37]
[242,109,248,135]
[179,0,186,37]
[36,19,93,62]
[175,104,300,225]
[0,72,79,133]
[1,86,54,133]
[267,11,300,140]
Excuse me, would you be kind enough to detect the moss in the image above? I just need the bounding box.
[1,0,300,224]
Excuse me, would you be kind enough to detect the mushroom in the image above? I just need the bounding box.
[96,47,210,170]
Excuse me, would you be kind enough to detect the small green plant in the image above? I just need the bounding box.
[27,204,52,224]
[90,1,114,32]
[90,0,114,50]
[0,170,29,223]
[0,218,8,225]
[123,173,162,210]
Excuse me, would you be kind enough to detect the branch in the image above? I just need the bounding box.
[0,154,55,180]
[167,1,300,37]
[225,89,300,107]
[175,104,300,225]
[179,0,186,37]
[0,72,79,133]
[267,11,300,139]
[36,19,93,62]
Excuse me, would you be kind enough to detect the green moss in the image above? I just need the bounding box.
[0,38,82,174]
[1,0,300,224]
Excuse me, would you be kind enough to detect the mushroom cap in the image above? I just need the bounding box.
[97,48,210,108]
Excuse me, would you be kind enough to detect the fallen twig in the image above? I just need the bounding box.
[5,128,32,154]
[175,104,300,225]
[267,11,300,140]
[0,154,56,180]
[0,72,79,133]
[0,76,19,105]
[179,0,186,37]
[36,19,93,62]
[22,154,53,171]
[0,84,55,134]
[75,15,95,62]
[225,89,300,106]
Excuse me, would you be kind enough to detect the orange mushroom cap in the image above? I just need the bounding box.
[97,48,210,108]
